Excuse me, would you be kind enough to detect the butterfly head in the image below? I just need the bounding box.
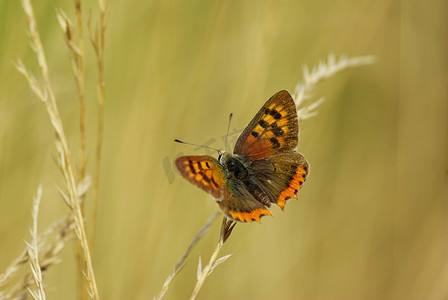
[217,151,226,164]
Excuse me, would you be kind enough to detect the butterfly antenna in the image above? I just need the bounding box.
[224,113,233,152]
[174,139,221,155]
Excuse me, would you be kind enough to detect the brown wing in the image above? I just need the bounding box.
[175,155,225,199]
[233,90,298,160]
[249,151,309,209]
[218,187,272,223]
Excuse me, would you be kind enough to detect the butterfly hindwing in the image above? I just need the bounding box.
[175,155,225,199]
[233,90,298,160]
[218,184,272,223]
[248,151,309,209]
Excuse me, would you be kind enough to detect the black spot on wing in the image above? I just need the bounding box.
[211,177,220,189]
[270,137,280,149]
[288,175,295,183]
[251,131,259,138]
[189,160,196,174]
[259,119,268,128]
[271,123,284,137]
[269,109,282,120]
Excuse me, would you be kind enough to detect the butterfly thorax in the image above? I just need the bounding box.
[219,151,272,206]
[219,152,249,180]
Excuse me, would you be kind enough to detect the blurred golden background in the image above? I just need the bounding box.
[0,0,447,299]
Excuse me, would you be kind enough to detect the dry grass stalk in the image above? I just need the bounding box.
[15,2,99,298]
[25,186,46,300]
[56,1,87,182]
[0,213,71,292]
[154,210,221,300]
[190,218,235,300]
[56,3,89,298]
[88,0,110,254]
[294,54,375,119]
[0,178,91,300]
[3,217,75,300]
[74,0,86,184]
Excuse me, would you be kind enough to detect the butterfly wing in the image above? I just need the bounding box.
[218,181,272,223]
[248,151,309,209]
[233,90,298,160]
[175,155,225,199]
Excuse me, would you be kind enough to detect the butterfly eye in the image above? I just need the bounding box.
[218,153,223,163]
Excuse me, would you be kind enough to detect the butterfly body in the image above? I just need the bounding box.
[175,90,309,223]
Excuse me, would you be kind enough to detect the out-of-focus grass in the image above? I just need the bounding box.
[0,0,447,299]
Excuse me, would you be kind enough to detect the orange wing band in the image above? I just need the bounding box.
[229,208,272,223]
[277,166,307,209]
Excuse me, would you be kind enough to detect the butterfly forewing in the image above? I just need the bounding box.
[175,155,225,199]
[233,90,298,160]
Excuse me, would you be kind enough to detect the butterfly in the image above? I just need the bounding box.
[175,90,309,223]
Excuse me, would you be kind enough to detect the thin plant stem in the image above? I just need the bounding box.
[190,241,223,300]
[0,177,90,294]
[56,2,88,299]
[18,0,100,298]
[190,218,235,300]
[155,210,221,300]
[73,1,88,298]
[0,215,67,290]
[89,0,110,255]
[294,54,375,118]
[73,0,86,182]
[1,215,75,300]
[26,186,46,300]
